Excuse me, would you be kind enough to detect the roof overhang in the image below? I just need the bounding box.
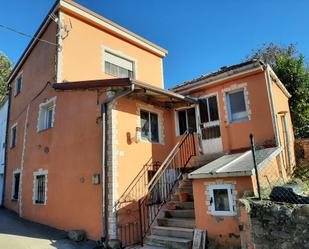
[172,61,264,94]
[7,0,167,85]
[59,0,167,57]
[53,78,197,108]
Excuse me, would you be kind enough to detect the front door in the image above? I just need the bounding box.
[199,94,223,154]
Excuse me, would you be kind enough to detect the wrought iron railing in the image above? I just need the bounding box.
[114,131,196,246]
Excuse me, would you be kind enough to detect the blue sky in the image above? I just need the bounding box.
[0,0,308,89]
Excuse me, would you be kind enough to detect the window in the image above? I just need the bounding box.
[226,89,248,123]
[10,123,17,148]
[208,184,235,216]
[14,75,22,96]
[140,110,159,143]
[34,174,47,205]
[176,108,196,135]
[104,51,134,78]
[199,96,219,123]
[38,97,56,131]
[12,172,20,200]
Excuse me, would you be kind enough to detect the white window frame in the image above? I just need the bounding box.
[37,97,56,132]
[208,184,235,216]
[175,106,198,136]
[14,73,23,96]
[226,88,249,123]
[11,169,21,200]
[140,109,160,143]
[10,123,17,148]
[103,49,135,79]
[33,169,48,205]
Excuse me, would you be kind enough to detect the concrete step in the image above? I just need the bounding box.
[152,226,194,240]
[164,209,195,219]
[171,194,194,202]
[169,201,194,209]
[145,235,192,249]
[175,187,193,194]
[157,218,195,229]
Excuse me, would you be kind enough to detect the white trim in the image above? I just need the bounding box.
[11,169,21,200]
[207,184,236,216]
[37,97,57,132]
[10,123,17,148]
[223,83,251,124]
[14,72,23,97]
[102,46,137,79]
[60,0,167,57]
[174,105,198,137]
[56,12,64,83]
[32,169,48,205]
[139,107,162,144]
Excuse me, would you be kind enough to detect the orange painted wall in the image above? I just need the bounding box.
[60,10,164,88]
[189,71,275,153]
[115,98,176,199]
[271,80,295,171]
[5,22,58,215]
[192,176,253,247]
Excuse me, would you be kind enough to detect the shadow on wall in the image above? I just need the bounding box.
[0,208,96,249]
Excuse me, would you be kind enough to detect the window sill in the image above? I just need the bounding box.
[34,202,46,206]
[10,146,16,150]
[104,72,135,80]
[140,138,162,145]
[228,118,249,125]
[11,198,18,202]
[210,211,236,217]
[37,127,53,133]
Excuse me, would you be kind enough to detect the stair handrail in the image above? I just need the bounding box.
[138,130,196,245]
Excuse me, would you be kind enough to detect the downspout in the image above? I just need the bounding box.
[101,85,135,242]
[1,94,10,207]
[265,65,287,179]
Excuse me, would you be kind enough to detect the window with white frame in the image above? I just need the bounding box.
[208,184,235,216]
[140,109,159,143]
[37,97,56,131]
[34,173,47,205]
[10,123,17,148]
[104,51,134,78]
[14,74,22,96]
[226,89,248,123]
[176,108,196,135]
[12,171,21,200]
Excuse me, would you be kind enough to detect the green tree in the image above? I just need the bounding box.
[0,52,12,102]
[247,44,309,138]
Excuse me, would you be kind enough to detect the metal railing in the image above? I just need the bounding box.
[114,131,196,246]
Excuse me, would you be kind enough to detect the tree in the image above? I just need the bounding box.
[247,43,309,138]
[0,52,12,102]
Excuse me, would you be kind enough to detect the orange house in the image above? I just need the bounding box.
[3,0,295,248]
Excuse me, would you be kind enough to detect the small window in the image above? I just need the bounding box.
[226,89,248,123]
[104,51,134,78]
[208,184,235,216]
[10,124,17,148]
[12,172,21,200]
[176,108,196,135]
[38,98,56,131]
[14,75,22,96]
[34,174,47,205]
[140,110,159,143]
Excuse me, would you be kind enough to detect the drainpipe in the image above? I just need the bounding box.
[1,94,10,207]
[101,85,134,242]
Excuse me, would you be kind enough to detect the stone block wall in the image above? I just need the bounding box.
[238,199,309,249]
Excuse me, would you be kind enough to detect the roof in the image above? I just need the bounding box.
[171,60,264,93]
[7,0,167,84]
[188,147,281,179]
[53,78,197,107]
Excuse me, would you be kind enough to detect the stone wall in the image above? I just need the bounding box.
[238,199,309,249]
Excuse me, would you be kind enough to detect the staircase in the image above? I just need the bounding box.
[145,175,195,249]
